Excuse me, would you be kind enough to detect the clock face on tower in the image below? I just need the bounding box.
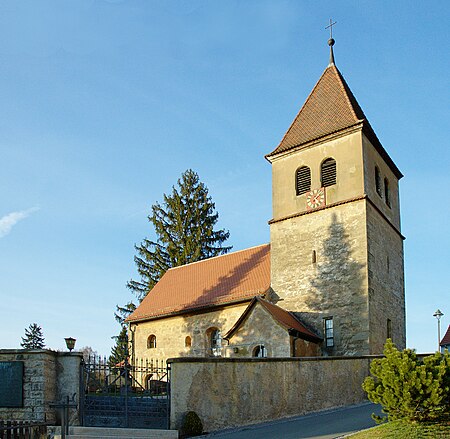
[306,188,326,210]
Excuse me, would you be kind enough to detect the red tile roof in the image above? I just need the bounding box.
[266,64,402,179]
[440,325,450,347]
[225,297,322,343]
[127,244,271,322]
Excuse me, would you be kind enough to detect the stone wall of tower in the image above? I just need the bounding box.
[366,201,406,353]
[271,131,364,221]
[270,200,370,356]
[362,134,401,229]
[362,134,406,353]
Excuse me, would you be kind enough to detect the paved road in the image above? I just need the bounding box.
[203,403,382,439]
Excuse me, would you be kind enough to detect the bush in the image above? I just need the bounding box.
[181,411,203,437]
[362,339,450,423]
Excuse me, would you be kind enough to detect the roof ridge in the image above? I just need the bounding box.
[330,65,362,122]
[168,243,270,271]
[268,66,331,158]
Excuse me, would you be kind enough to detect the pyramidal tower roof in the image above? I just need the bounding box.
[266,42,402,179]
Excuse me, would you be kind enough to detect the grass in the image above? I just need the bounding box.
[348,419,450,438]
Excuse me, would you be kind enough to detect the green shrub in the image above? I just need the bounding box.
[181,411,203,437]
[362,339,450,423]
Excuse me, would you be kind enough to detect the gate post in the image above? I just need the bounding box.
[124,356,129,428]
[167,361,171,430]
[79,359,85,426]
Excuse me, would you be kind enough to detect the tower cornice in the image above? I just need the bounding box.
[268,194,405,240]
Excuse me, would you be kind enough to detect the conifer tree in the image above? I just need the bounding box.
[115,169,231,323]
[20,323,45,349]
[109,326,128,366]
[363,339,450,422]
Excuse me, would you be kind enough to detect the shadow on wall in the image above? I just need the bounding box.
[300,213,366,355]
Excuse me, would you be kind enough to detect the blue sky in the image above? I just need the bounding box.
[0,0,448,355]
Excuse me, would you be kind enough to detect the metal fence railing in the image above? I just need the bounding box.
[0,420,49,439]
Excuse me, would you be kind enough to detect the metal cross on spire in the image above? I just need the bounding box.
[325,19,337,39]
[325,18,337,66]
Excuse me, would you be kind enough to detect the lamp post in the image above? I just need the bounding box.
[64,337,76,352]
[433,309,443,352]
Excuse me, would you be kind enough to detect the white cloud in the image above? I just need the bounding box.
[0,207,40,238]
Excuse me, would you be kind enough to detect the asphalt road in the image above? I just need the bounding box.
[203,403,383,439]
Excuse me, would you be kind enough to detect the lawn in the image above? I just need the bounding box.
[349,420,450,438]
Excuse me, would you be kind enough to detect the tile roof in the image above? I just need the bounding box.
[441,325,450,347]
[266,64,402,179]
[127,244,271,322]
[225,297,322,343]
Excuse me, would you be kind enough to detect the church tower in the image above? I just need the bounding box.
[266,38,406,355]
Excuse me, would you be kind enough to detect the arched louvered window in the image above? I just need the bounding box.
[296,166,311,195]
[375,166,382,196]
[321,158,336,187]
[384,178,391,207]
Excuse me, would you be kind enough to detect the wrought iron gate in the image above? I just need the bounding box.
[81,356,170,429]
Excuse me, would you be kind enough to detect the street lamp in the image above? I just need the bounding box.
[64,337,76,352]
[433,309,444,352]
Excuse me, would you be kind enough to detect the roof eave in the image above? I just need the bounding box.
[265,122,403,181]
[265,122,364,162]
[361,123,403,180]
[288,328,323,343]
[127,296,259,324]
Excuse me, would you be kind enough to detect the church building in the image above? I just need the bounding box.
[126,38,406,362]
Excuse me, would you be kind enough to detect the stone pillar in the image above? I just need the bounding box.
[55,352,83,426]
[0,349,83,425]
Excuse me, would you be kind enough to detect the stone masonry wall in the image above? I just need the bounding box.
[366,202,406,353]
[132,303,250,364]
[0,350,82,424]
[226,302,291,357]
[169,356,374,432]
[0,350,57,423]
[270,201,370,356]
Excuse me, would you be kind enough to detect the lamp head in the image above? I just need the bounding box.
[64,337,76,352]
[433,309,444,320]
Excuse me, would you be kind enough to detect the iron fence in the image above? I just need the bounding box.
[0,421,49,439]
[82,355,169,429]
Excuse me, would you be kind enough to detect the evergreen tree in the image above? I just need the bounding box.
[116,169,231,323]
[109,326,128,366]
[20,323,45,349]
[114,301,136,326]
[363,339,450,423]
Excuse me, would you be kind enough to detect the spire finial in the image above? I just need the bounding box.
[325,18,337,66]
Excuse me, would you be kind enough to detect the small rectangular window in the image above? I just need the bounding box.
[375,167,382,197]
[384,178,391,207]
[387,319,392,340]
[324,317,334,347]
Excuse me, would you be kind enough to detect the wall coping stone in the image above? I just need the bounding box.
[168,352,431,364]
[0,349,83,358]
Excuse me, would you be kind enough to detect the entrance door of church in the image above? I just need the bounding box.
[81,356,170,429]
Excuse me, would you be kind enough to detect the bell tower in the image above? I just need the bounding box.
[266,38,406,355]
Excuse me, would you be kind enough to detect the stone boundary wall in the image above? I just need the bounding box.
[0,350,82,424]
[168,355,380,432]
